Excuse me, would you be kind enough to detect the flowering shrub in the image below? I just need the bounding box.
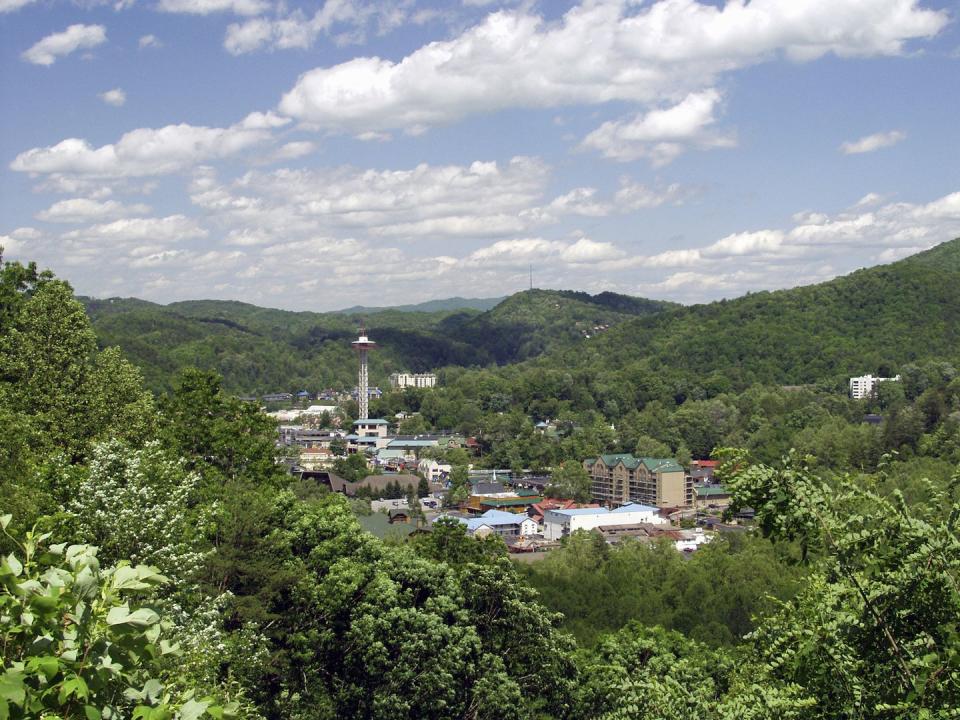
[67,441,211,589]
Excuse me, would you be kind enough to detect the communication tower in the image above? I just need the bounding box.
[352,323,376,420]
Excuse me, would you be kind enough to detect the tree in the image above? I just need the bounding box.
[0,281,155,464]
[329,437,347,457]
[719,449,960,717]
[160,369,284,490]
[333,453,370,484]
[65,440,209,589]
[546,461,592,502]
[446,464,470,506]
[634,435,672,458]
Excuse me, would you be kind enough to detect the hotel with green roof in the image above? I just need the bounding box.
[584,454,693,508]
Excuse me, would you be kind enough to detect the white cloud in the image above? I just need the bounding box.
[703,229,787,257]
[854,192,884,208]
[581,89,734,165]
[614,179,692,210]
[202,156,551,241]
[0,228,42,258]
[224,0,409,54]
[461,236,624,268]
[62,215,208,245]
[278,1,946,134]
[840,130,907,155]
[99,88,126,106]
[139,34,162,48]
[157,0,268,16]
[0,0,37,13]
[561,237,624,263]
[22,24,107,66]
[36,198,151,223]
[11,111,288,178]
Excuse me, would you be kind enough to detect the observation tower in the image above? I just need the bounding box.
[352,323,376,420]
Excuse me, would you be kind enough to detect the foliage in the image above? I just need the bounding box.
[159,369,284,491]
[0,516,239,720]
[331,453,370,484]
[445,465,470,506]
[545,461,592,502]
[520,530,803,648]
[0,280,155,465]
[720,449,960,718]
[64,441,211,589]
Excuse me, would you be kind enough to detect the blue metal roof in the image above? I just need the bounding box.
[612,503,659,514]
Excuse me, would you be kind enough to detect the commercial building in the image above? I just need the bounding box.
[849,374,901,399]
[542,503,666,541]
[584,454,693,507]
[389,372,437,389]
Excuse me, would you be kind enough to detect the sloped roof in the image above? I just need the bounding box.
[640,458,684,474]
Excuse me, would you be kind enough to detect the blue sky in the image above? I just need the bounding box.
[2,0,959,311]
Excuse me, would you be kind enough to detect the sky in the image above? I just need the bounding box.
[1,0,959,311]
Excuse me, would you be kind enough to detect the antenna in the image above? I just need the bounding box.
[529,264,533,291]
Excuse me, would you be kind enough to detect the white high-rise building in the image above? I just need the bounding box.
[849,374,901,399]
[389,372,437,389]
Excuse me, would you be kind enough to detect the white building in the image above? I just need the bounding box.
[302,404,339,416]
[849,374,901,399]
[543,503,666,541]
[390,372,437,389]
[418,459,452,483]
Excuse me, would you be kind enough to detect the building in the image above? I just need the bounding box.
[440,509,539,539]
[262,392,294,403]
[584,454,693,507]
[389,372,437,389]
[542,503,666,541]
[418,458,451,483]
[695,485,732,512]
[849,374,901,399]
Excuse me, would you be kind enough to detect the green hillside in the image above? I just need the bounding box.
[565,239,960,389]
[448,289,677,364]
[81,289,667,394]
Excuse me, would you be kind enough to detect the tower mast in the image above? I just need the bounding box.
[352,322,377,420]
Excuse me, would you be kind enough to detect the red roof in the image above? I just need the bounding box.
[694,460,719,468]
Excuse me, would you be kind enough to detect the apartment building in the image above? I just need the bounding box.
[584,453,693,508]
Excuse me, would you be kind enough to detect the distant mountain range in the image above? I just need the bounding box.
[334,296,506,315]
[80,238,960,395]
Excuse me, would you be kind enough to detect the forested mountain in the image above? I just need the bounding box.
[81,289,671,393]
[558,238,960,390]
[83,240,960,398]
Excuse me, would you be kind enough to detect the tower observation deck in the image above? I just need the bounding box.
[352,324,377,420]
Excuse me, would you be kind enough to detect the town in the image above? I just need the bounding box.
[262,326,761,556]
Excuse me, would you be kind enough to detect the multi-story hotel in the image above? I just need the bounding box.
[584,453,692,508]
